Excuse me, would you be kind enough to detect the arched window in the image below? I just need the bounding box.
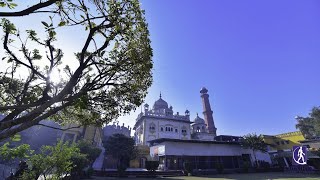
[197,126,200,132]
[149,123,156,133]
[164,125,173,132]
[181,126,187,136]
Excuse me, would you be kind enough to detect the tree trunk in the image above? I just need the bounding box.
[253,150,258,168]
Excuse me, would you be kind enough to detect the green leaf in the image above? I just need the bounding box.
[58,21,66,27]
[49,30,56,38]
[41,21,49,27]
[0,2,6,7]
[8,3,17,9]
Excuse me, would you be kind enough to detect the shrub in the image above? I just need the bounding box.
[86,167,94,177]
[145,161,159,172]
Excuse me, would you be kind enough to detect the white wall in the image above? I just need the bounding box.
[143,118,191,145]
[150,141,271,164]
[152,141,243,156]
[241,149,272,164]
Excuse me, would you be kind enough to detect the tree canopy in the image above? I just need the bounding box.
[296,106,320,139]
[103,133,136,168]
[0,0,153,140]
[242,133,267,167]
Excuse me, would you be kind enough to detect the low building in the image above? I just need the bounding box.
[60,124,103,146]
[263,131,306,167]
[103,122,131,139]
[149,138,270,170]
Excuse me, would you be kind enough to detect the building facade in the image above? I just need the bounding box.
[60,124,103,147]
[263,131,306,167]
[133,88,271,170]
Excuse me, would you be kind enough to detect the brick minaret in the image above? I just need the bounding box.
[200,87,217,136]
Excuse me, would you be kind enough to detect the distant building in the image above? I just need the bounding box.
[133,88,271,170]
[300,138,320,150]
[60,124,103,147]
[20,120,62,152]
[0,115,62,152]
[263,131,306,167]
[103,122,131,139]
[101,123,132,169]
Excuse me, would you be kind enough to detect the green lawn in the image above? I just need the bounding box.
[89,172,320,180]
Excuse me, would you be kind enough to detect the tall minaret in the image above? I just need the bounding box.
[200,87,217,136]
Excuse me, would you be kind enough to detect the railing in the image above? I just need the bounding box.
[136,112,189,121]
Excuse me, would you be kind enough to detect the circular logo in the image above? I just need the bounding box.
[292,146,307,165]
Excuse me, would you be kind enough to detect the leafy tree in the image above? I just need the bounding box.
[242,133,267,168]
[23,141,81,180]
[0,134,33,179]
[104,133,137,171]
[296,107,320,139]
[0,143,33,163]
[70,151,89,178]
[0,0,153,140]
[69,140,101,177]
[76,140,101,164]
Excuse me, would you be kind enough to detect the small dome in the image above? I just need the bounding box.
[200,87,208,94]
[144,103,149,107]
[153,96,168,110]
[194,113,205,124]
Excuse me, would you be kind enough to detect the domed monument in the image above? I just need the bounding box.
[133,87,271,171]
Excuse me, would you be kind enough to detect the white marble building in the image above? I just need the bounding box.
[133,88,271,170]
[134,93,192,145]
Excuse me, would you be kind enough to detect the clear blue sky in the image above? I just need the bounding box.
[118,0,320,136]
[1,1,319,136]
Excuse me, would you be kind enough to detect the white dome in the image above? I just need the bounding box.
[194,114,205,124]
[153,97,168,110]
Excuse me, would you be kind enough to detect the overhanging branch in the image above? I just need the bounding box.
[0,0,61,17]
[37,123,81,131]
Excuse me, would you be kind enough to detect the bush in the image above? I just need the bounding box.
[145,161,159,172]
[86,167,94,178]
[70,153,88,177]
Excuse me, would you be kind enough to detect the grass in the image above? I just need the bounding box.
[87,172,320,180]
